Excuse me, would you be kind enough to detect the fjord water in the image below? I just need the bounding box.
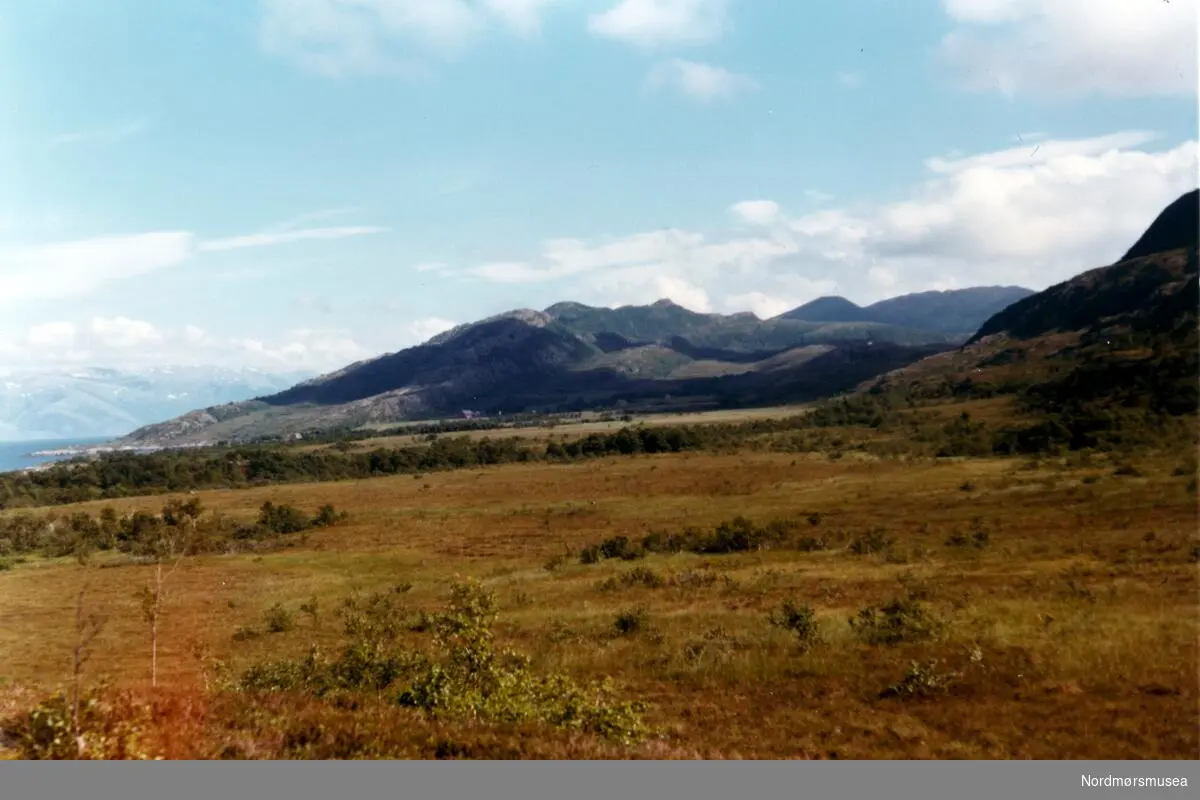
[0,438,111,474]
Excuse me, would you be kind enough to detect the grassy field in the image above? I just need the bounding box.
[1,409,1196,759]
[316,405,813,452]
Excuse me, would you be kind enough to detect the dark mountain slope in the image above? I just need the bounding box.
[968,248,1197,344]
[778,296,870,323]
[865,287,1035,334]
[264,317,599,407]
[543,299,714,341]
[1121,189,1198,261]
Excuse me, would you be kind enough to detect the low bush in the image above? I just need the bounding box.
[767,600,822,653]
[850,598,939,645]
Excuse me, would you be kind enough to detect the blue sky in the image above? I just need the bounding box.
[0,0,1196,372]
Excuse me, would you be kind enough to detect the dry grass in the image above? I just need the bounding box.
[1,438,1197,759]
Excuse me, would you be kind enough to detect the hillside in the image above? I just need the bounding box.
[777,296,872,323]
[858,189,1199,452]
[776,287,1036,334]
[114,234,1170,449]
[117,283,1038,446]
[864,287,1035,334]
[1121,188,1199,261]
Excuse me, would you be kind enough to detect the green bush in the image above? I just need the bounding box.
[613,607,647,636]
[236,580,651,744]
[311,504,349,528]
[881,660,958,698]
[257,502,311,535]
[768,600,822,653]
[264,603,295,634]
[599,566,665,591]
[580,535,642,564]
[848,528,893,556]
[850,598,939,645]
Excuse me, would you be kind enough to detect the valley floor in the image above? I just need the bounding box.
[0,435,1197,759]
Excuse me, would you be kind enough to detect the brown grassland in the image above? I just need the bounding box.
[0,401,1197,760]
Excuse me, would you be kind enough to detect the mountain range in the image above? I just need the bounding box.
[103,188,1200,449]
[0,367,310,442]
[115,286,1034,446]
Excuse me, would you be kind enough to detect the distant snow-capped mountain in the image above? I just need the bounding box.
[0,366,312,441]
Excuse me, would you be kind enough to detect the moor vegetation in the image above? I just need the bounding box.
[0,387,1195,758]
[0,216,1196,759]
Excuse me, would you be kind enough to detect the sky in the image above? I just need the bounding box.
[0,0,1197,374]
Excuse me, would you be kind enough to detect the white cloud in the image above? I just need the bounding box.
[0,233,194,306]
[645,59,758,101]
[0,219,384,307]
[483,0,558,36]
[49,119,149,147]
[89,317,163,349]
[460,132,1199,310]
[867,266,898,290]
[198,225,385,253]
[940,0,1198,97]
[730,200,781,227]
[589,0,727,48]
[259,0,559,76]
[6,318,377,372]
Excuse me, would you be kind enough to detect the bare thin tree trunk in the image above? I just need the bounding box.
[151,561,161,688]
[72,584,87,756]
[71,577,104,758]
[145,542,185,690]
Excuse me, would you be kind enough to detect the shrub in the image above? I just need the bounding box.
[543,551,571,572]
[848,528,893,556]
[768,600,822,653]
[881,660,958,699]
[700,516,769,554]
[396,581,650,743]
[599,535,642,561]
[850,598,938,645]
[311,504,349,528]
[299,596,320,627]
[0,688,152,760]
[257,502,311,535]
[235,581,652,744]
[599,566,664,591]
[0,557,13,572]
[264,603,295,634]
[944,531,970,548]
[580,535,643,564]
[794,535,828,552]
[232,626,260,642]
[667,569,721,589]
[613,607,647,636]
